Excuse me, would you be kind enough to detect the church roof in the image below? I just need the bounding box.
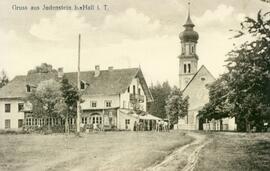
[184,15,195,27]
[0,68,153,102]
[182,65,216,111]
[182,65,216,93]
[179,2,199,42]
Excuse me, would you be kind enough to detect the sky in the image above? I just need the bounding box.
[0,0,269,86]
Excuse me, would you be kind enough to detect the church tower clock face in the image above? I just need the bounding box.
[178,2,199,91]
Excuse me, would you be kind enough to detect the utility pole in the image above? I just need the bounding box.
[76,34,81,133]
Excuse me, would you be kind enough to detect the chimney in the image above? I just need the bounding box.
[94,65,100,77]
[108,66,113,71]
[58,67,64,78]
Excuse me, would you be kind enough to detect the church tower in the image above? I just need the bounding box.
[179,3,199,90]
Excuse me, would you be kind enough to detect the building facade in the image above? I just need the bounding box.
[0,66,157,131]
[176,5,237,131]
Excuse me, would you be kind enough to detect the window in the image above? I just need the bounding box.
[133,85,136,95]
[191,46,194,53]
[18,103,24,112]
[80,81,85,90]
[184,64,187,73]
[188,64,191,73]
[127,86,130,93]
[18,119,23,128]
[125,119,130,124]
[26,118,29,126]
[92,115,102,124]
[82,117,87,124]
[5,119,10,129]
[5,104,11,113]
[105,100,112,107]
[138,88,141,95]
[201,77,206,81]
[26,85,31,92]
[91,101,97,108]
[185,45,189,55]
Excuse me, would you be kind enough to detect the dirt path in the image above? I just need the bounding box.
[146,132,210,171]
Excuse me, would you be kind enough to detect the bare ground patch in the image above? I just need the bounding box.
[0,131,193,171]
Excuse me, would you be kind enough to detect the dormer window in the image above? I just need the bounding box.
[90,101,97,108]
[26,85,31,92]
[105,100,112,108]
[80,80,87,90]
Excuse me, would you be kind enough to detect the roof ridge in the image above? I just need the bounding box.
[64,67,139,74]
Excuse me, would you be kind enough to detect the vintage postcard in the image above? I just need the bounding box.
[0,0,269,170]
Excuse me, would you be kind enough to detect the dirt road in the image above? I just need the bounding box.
[146,132,211,171]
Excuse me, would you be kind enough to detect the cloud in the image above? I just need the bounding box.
[194,4,234,28]
[30,11,91,41]
[102,8,161,39]
[29,8,162,43]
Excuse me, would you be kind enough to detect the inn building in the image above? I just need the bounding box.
[0,66,159,130]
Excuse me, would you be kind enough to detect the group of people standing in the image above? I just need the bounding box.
[133,120,169,132]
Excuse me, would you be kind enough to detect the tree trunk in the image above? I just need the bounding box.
[246,118,251,132]
[65,114,69,134]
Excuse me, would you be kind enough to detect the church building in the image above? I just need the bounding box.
[175,4,237,131]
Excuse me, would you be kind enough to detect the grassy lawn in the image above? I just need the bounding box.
[194,132,270,171]
[0,131,193,171]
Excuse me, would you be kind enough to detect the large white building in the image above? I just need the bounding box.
[175,5,237,131]
[0,65,157,131]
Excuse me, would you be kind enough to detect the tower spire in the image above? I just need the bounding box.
[188,1,190,19]
[184,1,194,27]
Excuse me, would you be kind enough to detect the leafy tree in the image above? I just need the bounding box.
[26,79,63,129]
[165,86,189,126]
[57,77,80,133]
[199,74,232,120]
[148,81,171,118]
[199,10,270,132]
[28,63,57,74]
[0,70,9,88]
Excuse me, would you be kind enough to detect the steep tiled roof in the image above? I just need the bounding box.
[0,75,27,99]
[65,68,139,96]
[26,72,58,86]
[0,68,153,102]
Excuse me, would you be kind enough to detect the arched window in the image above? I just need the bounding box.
[133,85,136,95]
[185,45,189,55]
[188,64,191,73]
[184,64,187,73]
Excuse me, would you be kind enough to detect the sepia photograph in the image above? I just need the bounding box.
[0,0,270,170]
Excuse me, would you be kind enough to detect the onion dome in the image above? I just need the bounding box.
[179,3,199,43]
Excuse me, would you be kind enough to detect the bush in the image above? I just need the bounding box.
[0,129,29,135]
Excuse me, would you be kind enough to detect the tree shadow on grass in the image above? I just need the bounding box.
[233,139,270,171]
